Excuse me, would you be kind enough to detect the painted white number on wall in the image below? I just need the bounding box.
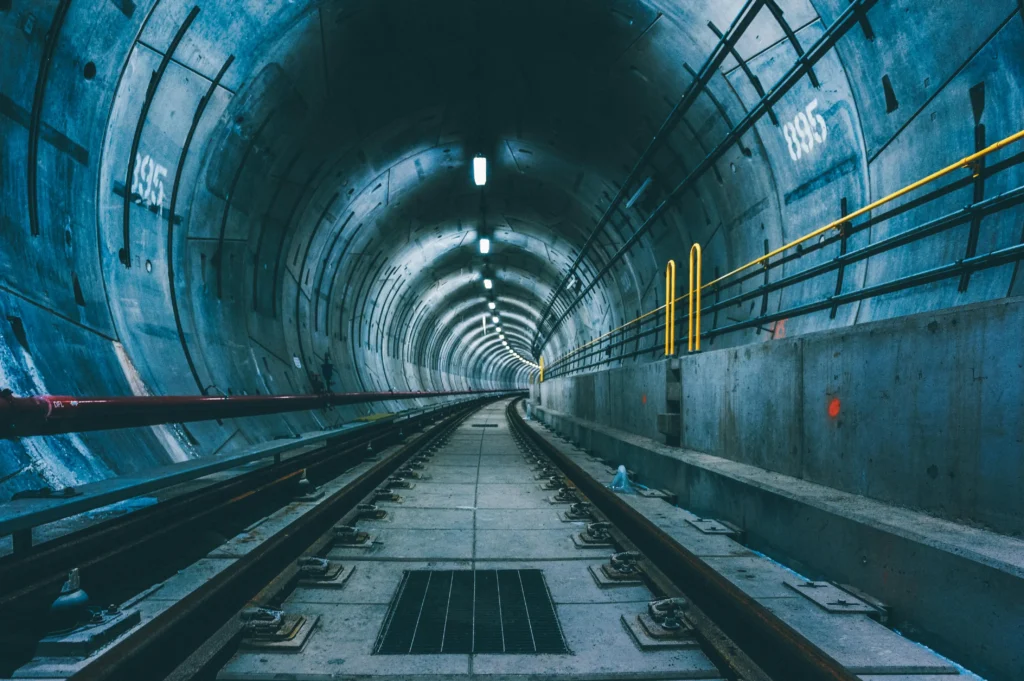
[783,99,828,162]
[131,153,168,209]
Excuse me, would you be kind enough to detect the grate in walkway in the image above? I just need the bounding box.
[374,569,569,655]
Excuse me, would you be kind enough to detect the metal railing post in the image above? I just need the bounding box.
[688,245,703,352]
[665,260,677,356]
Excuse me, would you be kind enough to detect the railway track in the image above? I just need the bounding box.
[0,397,486,677]
[2,398,955,680]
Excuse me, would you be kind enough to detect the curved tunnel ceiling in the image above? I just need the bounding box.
[1,0,1021,494]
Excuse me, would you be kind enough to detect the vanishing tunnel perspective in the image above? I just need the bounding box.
[1,1,1022,680]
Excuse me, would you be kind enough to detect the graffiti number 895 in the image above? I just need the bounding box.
[783,99,828,162]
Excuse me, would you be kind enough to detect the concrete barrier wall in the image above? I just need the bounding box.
[538,359,669,443]
[539,297,1024,535]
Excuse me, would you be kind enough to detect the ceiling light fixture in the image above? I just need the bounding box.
[488,301,496,310]
[479,237,490,254]
[483,278,493,289]
[473,156,487,186]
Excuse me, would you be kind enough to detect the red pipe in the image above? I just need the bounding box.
[0,389,516,438]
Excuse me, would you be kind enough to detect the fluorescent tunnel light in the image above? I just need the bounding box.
[473,156,487,186]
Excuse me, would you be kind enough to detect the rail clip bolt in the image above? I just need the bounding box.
[649,597,688,631]
[334,525,369,545]
[567,502,593,519]
[297,556,331,577]
[585,522,611,542]
[241,607,284,635]
[49,568,90,634]
[555,485,579,502]
[610,551,641,575]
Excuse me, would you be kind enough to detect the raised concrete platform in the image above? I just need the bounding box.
[531,403,1021,681]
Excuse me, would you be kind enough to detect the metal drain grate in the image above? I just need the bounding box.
[374,569,568,655]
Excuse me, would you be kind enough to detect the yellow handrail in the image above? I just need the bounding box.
[664,260,676,356]
[702,128,1024,292]
[688,244,702,352]
[544,128,1024,373]
[539,355,544,382]
[546,304,666,370]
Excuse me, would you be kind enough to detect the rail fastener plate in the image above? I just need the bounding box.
[783,579,879,616]
[298,563,355,588]
[621,614,701,651]
[240,614,319,652]
[589,564,643,588]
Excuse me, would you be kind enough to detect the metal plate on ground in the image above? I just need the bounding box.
[240,614,319,652]
[333,532,377,548]
[783,579,878,614]
[621,614,700,651]
[685,518,736,535]
[299,563,355,588]
[638,488,677,503]
[572,533,613,549]
[373,569,568,654]
[35,609,142,657]
[589,564,643,587]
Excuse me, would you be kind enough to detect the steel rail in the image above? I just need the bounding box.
[65,400,480,681]
[507,398,859,681]
[0,389,519,438]
[506,401,772,681]
[0,401,448,675]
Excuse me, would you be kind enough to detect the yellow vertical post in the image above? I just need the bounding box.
[664,260,676,356]
[688,244,702,352]
[539,355,544,382]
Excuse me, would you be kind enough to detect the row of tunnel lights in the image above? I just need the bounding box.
[474,155,540,375]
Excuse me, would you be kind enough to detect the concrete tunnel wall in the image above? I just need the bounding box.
[1,0,1022,499]
[536,297,1024,536]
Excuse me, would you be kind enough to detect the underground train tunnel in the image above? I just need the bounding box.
[0,0,1022,679]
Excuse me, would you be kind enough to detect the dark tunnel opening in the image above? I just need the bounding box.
[1,1,1023,679]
